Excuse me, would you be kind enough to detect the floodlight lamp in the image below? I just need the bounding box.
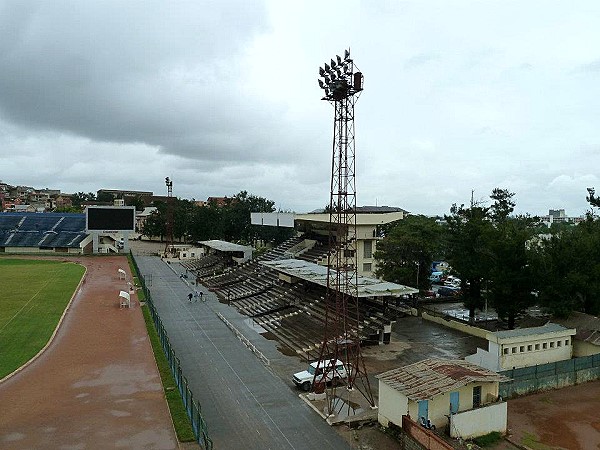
[324,62,331,72]
[324,75,331,84]
[344,49,350,60]
[318,79,325,89]
[331,58,336,68]
[336,55,342,65]
[330,71,337,81]
[336,68,342,78]
[319,67,325,77]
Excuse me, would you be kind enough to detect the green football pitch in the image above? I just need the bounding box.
[0,259,85,380]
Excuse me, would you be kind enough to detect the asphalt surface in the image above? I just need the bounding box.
[135,256,350,450]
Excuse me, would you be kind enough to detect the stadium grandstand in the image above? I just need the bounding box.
[180,209,417,359]
[0,212,91,254]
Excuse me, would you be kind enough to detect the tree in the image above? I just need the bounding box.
[444,202,493,321]
[71,192,96,207]
[221,191,276,243]
[586,187,600,208]
[126,195,146,212]
[487,215,536,329]
[532,217,600,317]
[97,191,114,203]
[142,202,166,240]
[374,215,442,290]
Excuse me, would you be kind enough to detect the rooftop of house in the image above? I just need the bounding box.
[490,323,575,341]
[377,358,509,401]
[552,312,600,346]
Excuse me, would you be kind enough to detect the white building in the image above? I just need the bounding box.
[377,358,509,439]
[466,323,576,371]
[294,209,406,278]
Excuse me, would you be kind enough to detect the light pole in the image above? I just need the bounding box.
[313,49,374,414]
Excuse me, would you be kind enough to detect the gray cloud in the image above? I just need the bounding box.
[0,1,282,163]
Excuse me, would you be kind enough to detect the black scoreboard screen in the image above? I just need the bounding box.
[86,207,135,231]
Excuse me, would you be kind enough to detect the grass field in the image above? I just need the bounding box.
[0,258,85,380]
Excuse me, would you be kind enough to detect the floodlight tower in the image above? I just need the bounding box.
[164,177,174,257]
[313,49,375,415]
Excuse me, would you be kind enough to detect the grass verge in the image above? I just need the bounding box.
[141,304,196,442]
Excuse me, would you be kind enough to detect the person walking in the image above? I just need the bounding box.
[188,292,193,302]
[199,291,204,302]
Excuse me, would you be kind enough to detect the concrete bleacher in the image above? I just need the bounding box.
[192,234,398,358]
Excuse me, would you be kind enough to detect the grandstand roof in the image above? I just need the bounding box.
[294,211,405,226]
[0,212,88,248]
[199,240,252,253]
[260,258,418,298]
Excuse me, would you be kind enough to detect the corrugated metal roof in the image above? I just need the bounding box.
[552,312,600,346]
[491,323,572,339]
[198,240,252,253]
[376,358,509,401]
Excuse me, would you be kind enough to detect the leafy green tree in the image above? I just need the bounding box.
[71,192,96,207]
[532,217,600,316]
[444,203,493,321]
[374,215,442,290]
[126,195,146,212]
[221,191,276,243]
[488,215,536,329]
[142,202,166,240]
[97,191,114,203]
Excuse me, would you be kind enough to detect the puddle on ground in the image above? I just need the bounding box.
[244,318,267,333]
[327,396,364,420]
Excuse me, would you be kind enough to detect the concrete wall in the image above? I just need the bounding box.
[377,381,409,428]
[499,354,600,397]
[380,380,500,431]
[450,401,507,439]
[573,340,600,357]
[465,348,500,372]
[422,312,488,339]
[498,332,573,370]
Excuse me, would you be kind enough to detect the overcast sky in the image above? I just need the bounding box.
[1,1,599,216]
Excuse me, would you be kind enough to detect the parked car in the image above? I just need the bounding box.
[292,359,349,392]
[438,286,461,297]
[444,275,461,287]
[428,271,444,283]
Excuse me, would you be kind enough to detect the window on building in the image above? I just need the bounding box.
[363,240,373,259]
[557,341,562,347]
[543,343,548,349]
[519,346,525,352]
[535,344,540,350]
[565,339,570,346]
[527,345,532,351]
[472,385,482,408]
[363,263,372,272]
[503,348,509,355]
[512,347,517,354]
[550,342,555,348]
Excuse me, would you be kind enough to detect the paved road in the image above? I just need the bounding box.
[135,256,350,450]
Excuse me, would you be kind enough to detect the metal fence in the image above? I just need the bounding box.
[131,256,213,450]
[499,353,600,398]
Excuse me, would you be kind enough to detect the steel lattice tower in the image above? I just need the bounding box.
[164,177,174,257]
[313,50,375,416]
